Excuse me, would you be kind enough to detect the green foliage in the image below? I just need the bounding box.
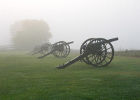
[11,19,52,50]
[0,52,140,100]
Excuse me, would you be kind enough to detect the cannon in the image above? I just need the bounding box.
[31,42,52,55]
[38,41,74,58]
[57,37,118,69]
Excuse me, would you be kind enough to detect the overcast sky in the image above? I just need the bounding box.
[0,0,140,50]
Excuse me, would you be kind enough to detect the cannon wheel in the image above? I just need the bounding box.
[52,41,70,58]
[80,38,95,64]
[81,38,114,67]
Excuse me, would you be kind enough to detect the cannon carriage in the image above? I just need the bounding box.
[31,42,52,55]
[57,37,118,69]
[38,41,74,58]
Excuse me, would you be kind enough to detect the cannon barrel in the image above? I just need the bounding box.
[57,37,118,69]
[91,37,118,46]
[66,41,74,45]
[106,37,118,43]
[92,37,118,47]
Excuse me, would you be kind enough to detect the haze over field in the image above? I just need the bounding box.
[0,0,140,50]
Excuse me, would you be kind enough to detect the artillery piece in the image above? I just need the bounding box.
[31,42,52,55]
[38,41,74,58]
[57,37,118,69]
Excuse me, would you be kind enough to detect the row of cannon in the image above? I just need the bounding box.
[31,41,74,58]
[31,37,118,69]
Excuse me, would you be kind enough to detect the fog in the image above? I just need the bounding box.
[0,0,140,50]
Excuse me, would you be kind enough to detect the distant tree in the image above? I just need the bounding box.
[11,19,52,50]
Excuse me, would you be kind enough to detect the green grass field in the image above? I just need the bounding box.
[0,52,140,100]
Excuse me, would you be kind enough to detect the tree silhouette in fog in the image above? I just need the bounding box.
[11,19,52,50]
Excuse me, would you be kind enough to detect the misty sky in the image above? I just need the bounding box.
[0,0,140,50]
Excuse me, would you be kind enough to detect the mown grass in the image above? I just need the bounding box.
[0,51,140,100]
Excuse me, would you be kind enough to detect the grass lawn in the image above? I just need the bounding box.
[0,51,140,100]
